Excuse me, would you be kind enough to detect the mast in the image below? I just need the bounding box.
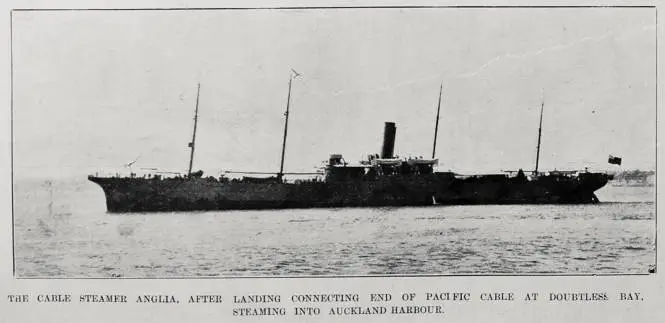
[431,83,443,159]
[534,94,544,174]
[278,76,293,181]
[187,83,201,177]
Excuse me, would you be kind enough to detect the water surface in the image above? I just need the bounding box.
[13,178,655,277]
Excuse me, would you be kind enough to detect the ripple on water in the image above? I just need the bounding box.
[12,180,656,276]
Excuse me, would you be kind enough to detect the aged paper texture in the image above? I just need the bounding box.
[1,0,663,322]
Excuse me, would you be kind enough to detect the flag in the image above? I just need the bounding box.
[608,155,622,165]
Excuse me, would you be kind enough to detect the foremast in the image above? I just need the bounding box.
[278,70,301,181]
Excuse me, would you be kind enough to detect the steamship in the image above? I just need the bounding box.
[88,79,612,213]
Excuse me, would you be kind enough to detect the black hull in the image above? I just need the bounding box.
[88,172,612,213]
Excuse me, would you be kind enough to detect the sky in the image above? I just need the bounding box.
[11,8,656,179]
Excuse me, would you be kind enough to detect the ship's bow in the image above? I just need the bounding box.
[88,175,129,212]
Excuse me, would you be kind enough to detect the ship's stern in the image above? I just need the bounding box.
[576,172,613,203]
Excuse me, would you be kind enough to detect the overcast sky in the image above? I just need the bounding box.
[12,8,656,179]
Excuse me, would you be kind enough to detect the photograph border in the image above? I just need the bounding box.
[9,4,659,279]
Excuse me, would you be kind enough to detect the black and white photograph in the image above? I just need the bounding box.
[11,6,656,278]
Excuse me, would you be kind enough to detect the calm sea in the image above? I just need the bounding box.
[13,178,655,278]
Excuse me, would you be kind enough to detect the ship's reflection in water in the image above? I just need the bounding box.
[13,178,655,277]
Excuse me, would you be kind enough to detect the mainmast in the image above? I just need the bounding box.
[278,71,299,181]
[431,83,443,159]
[534,94,544,174]
[187,83,201,177]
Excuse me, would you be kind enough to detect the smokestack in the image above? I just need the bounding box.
[381,122,396,159]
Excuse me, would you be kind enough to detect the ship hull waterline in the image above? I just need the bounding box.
[88,172,611,213]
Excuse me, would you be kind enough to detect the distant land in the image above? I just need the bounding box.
[608,170,656,187]
[12,169,656,186]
